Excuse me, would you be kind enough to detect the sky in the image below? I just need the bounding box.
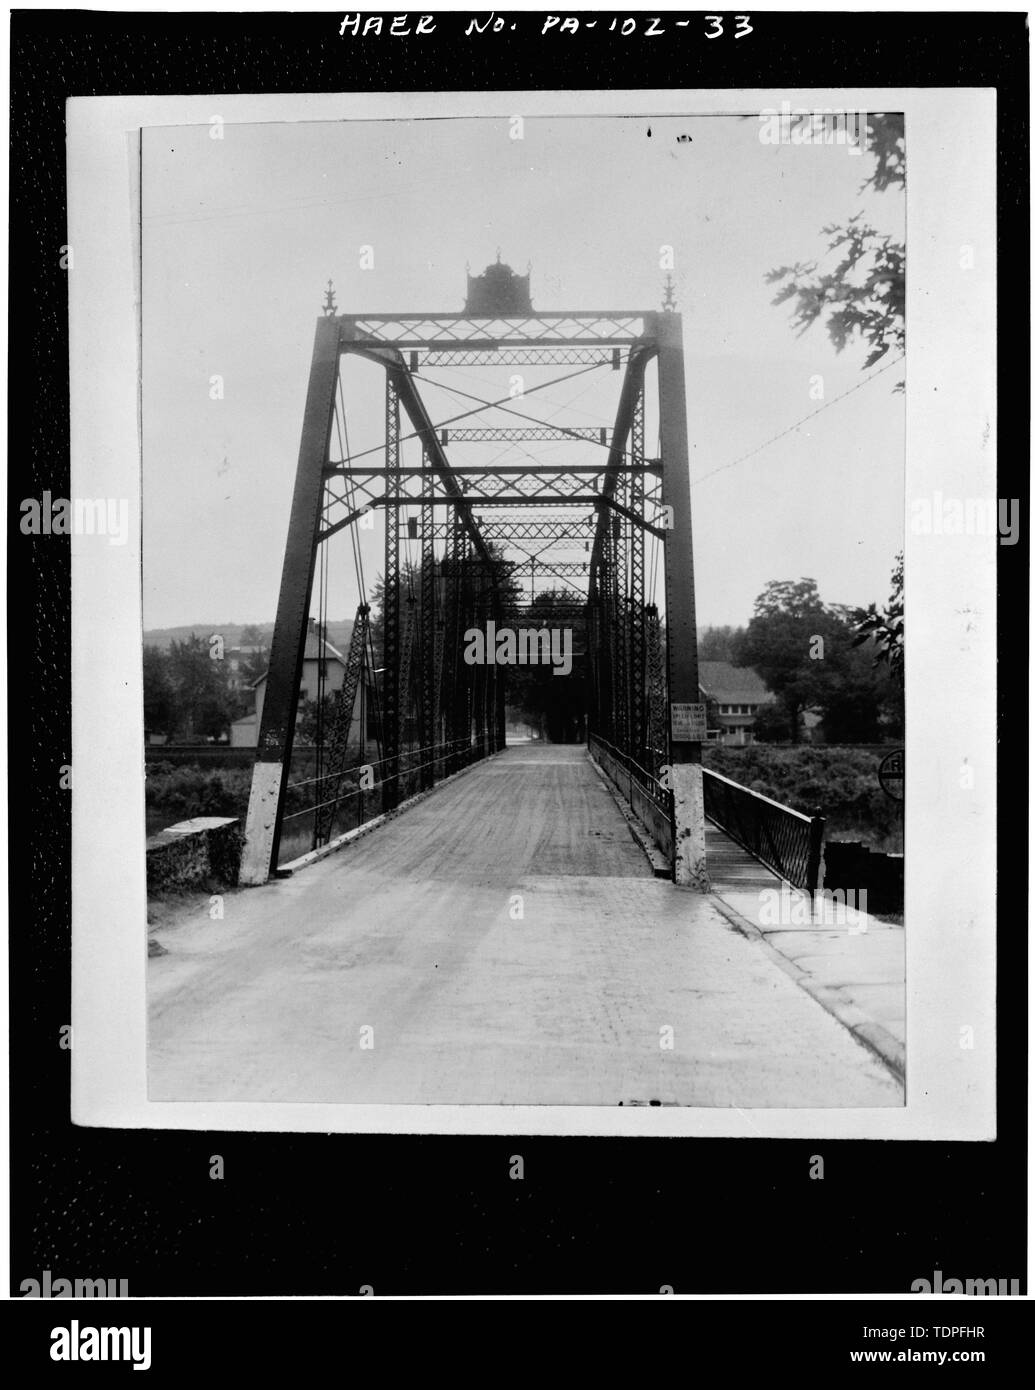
[141,107,904,634]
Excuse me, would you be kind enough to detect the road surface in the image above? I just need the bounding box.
[149,743,902,1107]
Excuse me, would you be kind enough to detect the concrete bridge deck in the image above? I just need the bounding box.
[149,743,902,1107]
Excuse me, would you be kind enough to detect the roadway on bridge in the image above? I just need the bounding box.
[149,743,902,1107]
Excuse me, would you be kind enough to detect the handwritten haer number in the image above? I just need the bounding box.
[705,16,753,39]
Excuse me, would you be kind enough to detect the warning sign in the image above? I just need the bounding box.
[670,702,707,741]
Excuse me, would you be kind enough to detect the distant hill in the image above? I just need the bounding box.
[143,620,355,652]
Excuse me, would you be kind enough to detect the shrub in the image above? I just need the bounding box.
[145,765,252,822]
[145,757,376,828]
[703,744,902,851]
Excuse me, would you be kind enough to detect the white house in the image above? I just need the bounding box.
[230,627,351,748]
[698,661,775,746]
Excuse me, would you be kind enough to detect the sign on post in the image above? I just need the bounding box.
[670,701,707,742]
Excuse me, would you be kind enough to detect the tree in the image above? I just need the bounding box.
[852,551,903,681]
[296,693,336,747]
[368,544,521,684]
[502,588,588,743]
[876,658,904,740]
[238,623,266,646]
[751,700,794,744]
[367,561,421,671]
[738,580,838,743]
[851,552,904,738]
[766,114,904,387]
[738,578,886,745]
[167,634,240,741]
[142,645,175,737]
[239,646,270,685]
[699,624,746,663]
[362,543,524,750]
[816,641,886,743]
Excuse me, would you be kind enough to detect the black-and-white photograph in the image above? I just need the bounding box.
[9,0,1023,1326]
[140,104,908,1107]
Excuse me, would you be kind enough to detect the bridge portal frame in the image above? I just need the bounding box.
[239,303,705,887]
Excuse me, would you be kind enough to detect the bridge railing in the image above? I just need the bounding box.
[278,735,478,864]
[702,767,825,894]
[588,733,674,862]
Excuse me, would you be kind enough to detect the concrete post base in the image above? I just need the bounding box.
[671,762,709,890]
[239,762,284,885]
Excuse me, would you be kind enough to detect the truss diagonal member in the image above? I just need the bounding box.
[346,342,495,569]
[415,367,614,449]
[320,359,608,478]
[588,340,659,600]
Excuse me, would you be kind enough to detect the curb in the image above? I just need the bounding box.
[587,753,672,878]
[708,893,905,1085]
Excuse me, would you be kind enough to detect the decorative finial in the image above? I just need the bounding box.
[464,256,533,315]
[322,279,337,316]
[662,273,677,312]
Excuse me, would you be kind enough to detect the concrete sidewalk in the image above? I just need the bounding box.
[708,886,905,1083]
[597,768,905,1084]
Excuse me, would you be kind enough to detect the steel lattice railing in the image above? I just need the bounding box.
[702,768,825,894]
[588,734,673,820]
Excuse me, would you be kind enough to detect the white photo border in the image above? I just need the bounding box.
[68,86,996,1139]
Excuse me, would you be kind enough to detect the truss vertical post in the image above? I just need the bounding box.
[628,384,647,767]
[645,603,666,776]
[443,509,466,775]
[593,533,606,738]
[240,315,340,885]
[472,630,486,762]
[486,664,498,754]
[381,372,402,811]
[482,563,495,756]
[491,571,507,751]
[495,659,507,749]
[398,594,417,794]
[467,549,480,762]
[601,511,617,741]
[475,566,489,759]
[586,599,600,737]
[438,516,455,774]
[434,564,446,752]
[654,311,707,889]
[612,503,628,755]
[420,451,436,790]
[457,533,474,767]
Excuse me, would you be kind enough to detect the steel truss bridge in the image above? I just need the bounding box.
[240,278,709,888]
